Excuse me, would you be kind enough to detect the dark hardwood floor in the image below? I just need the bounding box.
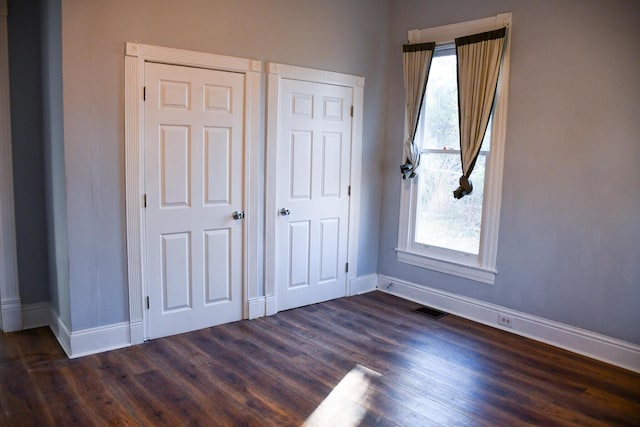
[1,291,639,426]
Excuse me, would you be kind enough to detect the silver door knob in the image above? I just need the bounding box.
[280,208,291,216]
[232,211,245,220]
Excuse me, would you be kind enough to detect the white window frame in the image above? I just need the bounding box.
[396,13,512,285]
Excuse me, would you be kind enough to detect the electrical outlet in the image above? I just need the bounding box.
[498,313,513,328]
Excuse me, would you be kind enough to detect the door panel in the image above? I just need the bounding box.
[204,127,231,205]
[319,218,339,283]
[276,79,352,311]
[321,132,342,197]
[290,131,313,199]
[204,228,231,303]
[161,232,191,311]
[145,62,244,339]
[159,125,190,207]
[289,220,311,288]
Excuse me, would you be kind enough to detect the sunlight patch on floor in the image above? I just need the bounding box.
[303,364,381,427]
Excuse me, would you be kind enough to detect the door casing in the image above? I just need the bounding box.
[265,63,364,315]
[0,0,22,332]
[124,43,262,343]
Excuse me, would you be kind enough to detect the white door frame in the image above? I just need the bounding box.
[0,0,22,332]
[124,43,262,343]
[265,63,364,315]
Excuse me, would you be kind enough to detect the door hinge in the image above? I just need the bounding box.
[350,105,354,117]
[143,194,147,208]
[348,185,351,196]
[146,296,150,309]
[345,262,349,273]
[143,86,146,101]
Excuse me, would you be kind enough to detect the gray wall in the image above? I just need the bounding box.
[379,0,640,344]
[40,0,69,326]
[60,0,388,330]
[7,0,50,304]
[41,0,640,344]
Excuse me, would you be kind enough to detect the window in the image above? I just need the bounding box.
[414,45,492,255]
[396,13,511,284]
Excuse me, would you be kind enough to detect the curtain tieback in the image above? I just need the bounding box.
[401,138,420,180]
[400,162,415,180]
[453,175,473,199]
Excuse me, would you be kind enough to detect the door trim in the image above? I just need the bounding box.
[0,0,22,332]
[265,63,364,315]
[124,43,261,343]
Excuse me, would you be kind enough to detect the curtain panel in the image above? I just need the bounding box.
[401,42,435,179]
[453,27,506,198]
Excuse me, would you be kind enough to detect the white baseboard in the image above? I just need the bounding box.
[22,302,51,329]
[1,297,22,332]
[265,296,277,316]
[129,320,145,345]
[377,274,640,373]
[19,274,638,371]
[248,297,266,319]
[68,321,130,358]
[17,304,132,358]
[49,308,71,356]
[263,274,377,317]
[48,308,130,358]
[350,274,378,295]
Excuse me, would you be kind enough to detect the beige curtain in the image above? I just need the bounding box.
[401,42,435,179]
[453,27,506,198]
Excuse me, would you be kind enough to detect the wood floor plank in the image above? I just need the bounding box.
[1,291,639,426]
[95,351,188,426]
[157,333,291,426]
[199,325,327,422]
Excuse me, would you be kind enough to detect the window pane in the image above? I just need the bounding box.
[418,51,459,150]
[416,49,492,152]
[415,153,486,254]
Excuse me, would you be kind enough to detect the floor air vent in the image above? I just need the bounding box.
[414,306,448,319]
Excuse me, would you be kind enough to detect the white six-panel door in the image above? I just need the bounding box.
[144,62,244,339]
[275,78,353,311]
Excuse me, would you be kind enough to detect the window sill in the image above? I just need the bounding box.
[395,248,496,285]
